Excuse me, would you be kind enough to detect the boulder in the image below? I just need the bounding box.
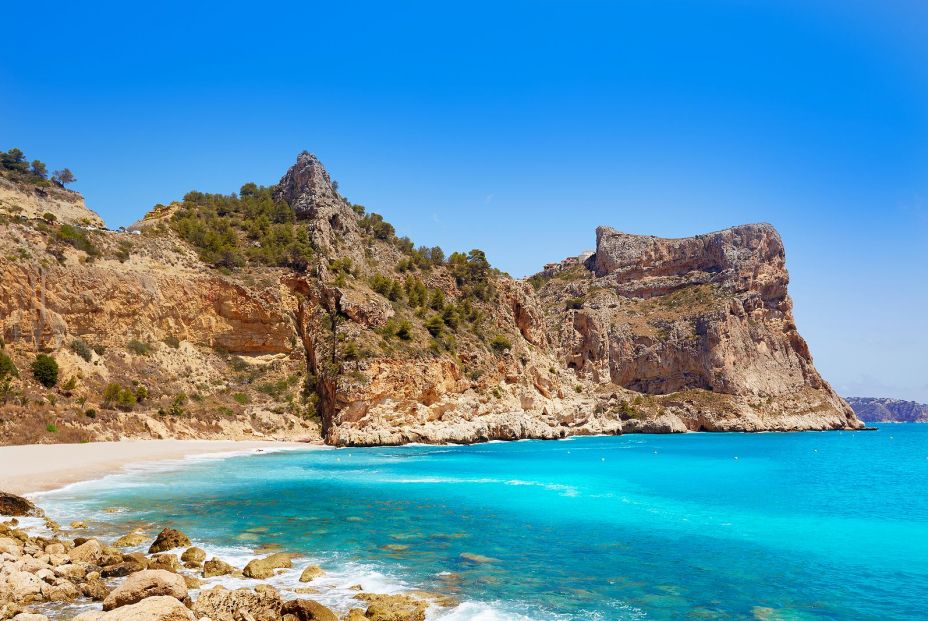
[54,563,87,581]
[242,553,295,579]
[70,521,87,529]
[43,543,65,555]
[191,585,282,621]
[181,574,201,590]
[298,565,324,583]
[11,614,50,621]
[101,559,148,578]
[180,547,205,564]
[201,558,236,578]
[356,594,428,621]
[40,580,80,602]
[280,599,338,621]
[0,537,22,558]
[76,595,196,621]
[148,554,180,572]
[345,610,366,621]
[69,539,104,564]
[81,577,111,601]
[148,529,191,554]
[102,570,188,611]
[7,571,43,603]
[0,493,43,518]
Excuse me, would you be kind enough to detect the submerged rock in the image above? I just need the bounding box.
[113,532,147,548]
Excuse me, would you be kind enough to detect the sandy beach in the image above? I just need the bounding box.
[0,440,317,495]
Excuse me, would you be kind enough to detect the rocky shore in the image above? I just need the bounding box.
[0,492,444,621]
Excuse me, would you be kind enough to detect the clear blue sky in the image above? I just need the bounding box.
[3,1,926,402]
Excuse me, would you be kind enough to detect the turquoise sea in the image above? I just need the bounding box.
[39,425,928,620]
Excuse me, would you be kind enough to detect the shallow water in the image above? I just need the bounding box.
[39,426,928,620]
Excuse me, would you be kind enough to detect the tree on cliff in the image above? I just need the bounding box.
[52,168,76,186]
[31,354,59,388]
[30,160,47,178]
[0,148,28,172]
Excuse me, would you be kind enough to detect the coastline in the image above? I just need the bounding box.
[0,439,320,495]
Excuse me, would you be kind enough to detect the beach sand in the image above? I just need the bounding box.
[0,439,317,495]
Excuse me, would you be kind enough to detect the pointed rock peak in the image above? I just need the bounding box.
[274,151,340,216]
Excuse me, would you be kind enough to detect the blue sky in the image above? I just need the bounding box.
[3,1,927,401]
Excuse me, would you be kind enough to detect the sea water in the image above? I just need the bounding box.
[37,426,928,620]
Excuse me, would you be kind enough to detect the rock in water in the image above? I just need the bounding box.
[355,594,428,621]
[201,558,236,578]
[179,546,206,564]
[0,493,43,517]
[242,552,295,579]
[147,528,191,554]
[298,564,325,582]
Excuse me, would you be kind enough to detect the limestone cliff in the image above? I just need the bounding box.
[0,152,862,445]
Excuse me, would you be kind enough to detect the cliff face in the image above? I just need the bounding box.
[0,153,863,445]
[535,225,861,432]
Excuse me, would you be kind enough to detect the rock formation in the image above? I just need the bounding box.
[0,151,862,445]
[847,397,928,422]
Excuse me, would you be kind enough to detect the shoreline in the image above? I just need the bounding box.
[0,439,320,496]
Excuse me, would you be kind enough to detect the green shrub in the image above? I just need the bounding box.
[233,392,250,405]
[127,340,151,356]
[56,225,99,257]
[342,340,361,360]
[163,335,181,349]
[42,212,57,223]
[566,297,585,310]
[46,423,58,433]
[395,320,412,341]
[0,351,17,380]
[92,344,106,356]
[0,351,17,402]
[70,339,93,362]
[31,354,59,387]
[103,382,137,410]
[425,315,444,337]
[169,393,188,416]
[84,409,97,419]
[134,384,148,402]
[489,335,512,353]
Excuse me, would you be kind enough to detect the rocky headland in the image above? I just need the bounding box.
[0,150,863,446]
[846,397,928,423]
